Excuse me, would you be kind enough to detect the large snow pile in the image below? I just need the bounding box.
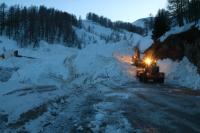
[138,35,153,52]
[158,57,200,90]
[0,37,77,86]
[0,36,79,123]
[74,41,135,83]
[0,20,154,103]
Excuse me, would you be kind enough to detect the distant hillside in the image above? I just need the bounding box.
[0,3,81,48]
[0,4,153,49]
[132,17,154,34]
[133,17,150,28]
[86,13,145,35]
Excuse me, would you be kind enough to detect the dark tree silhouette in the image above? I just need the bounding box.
[0,3,7,35]
[168,0,189,26]
[188,0,200,23]
[152,9,171,41]
[167,0,200,26]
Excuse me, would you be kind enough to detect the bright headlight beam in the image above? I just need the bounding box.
[144,58,152,66]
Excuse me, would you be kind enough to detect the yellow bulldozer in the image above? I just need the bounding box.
[136,57,165,83]
[132,46,142,67]
[132,46,165,83]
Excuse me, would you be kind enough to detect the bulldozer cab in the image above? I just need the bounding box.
[132,46,141,66]
[133,46,140,59]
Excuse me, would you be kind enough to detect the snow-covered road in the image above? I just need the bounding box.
[39,81,200,133]
[2,79,200,133]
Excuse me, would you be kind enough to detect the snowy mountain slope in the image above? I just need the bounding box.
[132,17,152,29]
[76,20,153,52]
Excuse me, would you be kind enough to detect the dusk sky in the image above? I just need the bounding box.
[2,0,167,22]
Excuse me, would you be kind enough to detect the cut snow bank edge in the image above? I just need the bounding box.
[158,57,200,90]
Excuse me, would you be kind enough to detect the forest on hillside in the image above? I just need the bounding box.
[86,12,147,35]
[0,3,149,48]
[0,3,81,48]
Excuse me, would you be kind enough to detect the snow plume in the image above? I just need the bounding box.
[158,57,200,90]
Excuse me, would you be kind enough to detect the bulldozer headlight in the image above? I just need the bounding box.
[144,57,153,66]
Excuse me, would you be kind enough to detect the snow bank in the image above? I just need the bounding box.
[0,41,77,86]
[74,42,132,83]
[138,35,153,52]
[0,38,79,122]
[158,57,200,90]
[0,36,18,53]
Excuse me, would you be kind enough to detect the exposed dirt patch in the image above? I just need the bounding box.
[145,26,200,72]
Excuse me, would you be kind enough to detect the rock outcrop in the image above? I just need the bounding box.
[145,26,200,72]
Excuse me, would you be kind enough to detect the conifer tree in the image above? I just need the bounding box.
[152,9,171,41]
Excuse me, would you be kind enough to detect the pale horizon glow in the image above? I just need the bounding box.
[1,0,167,22]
